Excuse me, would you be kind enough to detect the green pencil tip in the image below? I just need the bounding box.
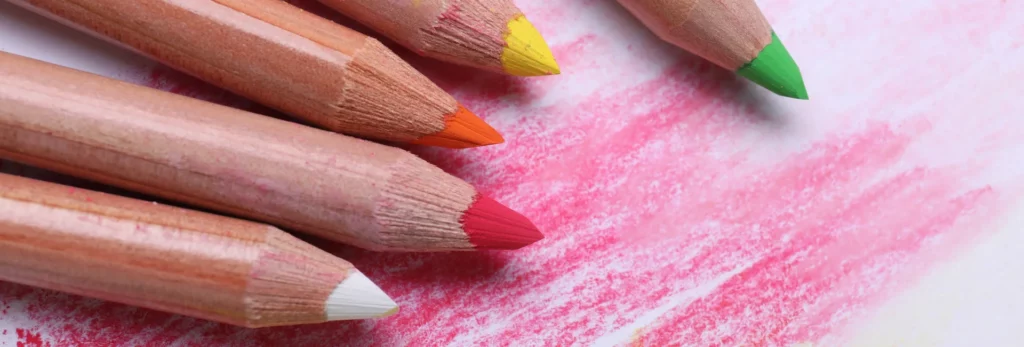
[736,32,808,100]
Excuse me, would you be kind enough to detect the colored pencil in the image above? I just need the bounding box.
[316,0,560,76]
[618,0,808,99]
[0,172,398,327]
[0,52,543,252]
[8,0,502,148]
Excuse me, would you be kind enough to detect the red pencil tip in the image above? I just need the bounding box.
[460,195,543,250]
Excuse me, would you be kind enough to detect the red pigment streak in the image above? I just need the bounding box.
[461,194,544,249]
[16,329,44,347]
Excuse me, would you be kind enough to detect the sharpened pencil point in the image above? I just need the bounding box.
[412,104,504,148]
[461,194,543,249]
[325,271,398,320]
[737,32,808,100]
[500,15,560,76]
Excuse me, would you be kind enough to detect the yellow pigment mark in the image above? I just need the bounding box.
[628,327,647,346]
[380,306,400,317]
[500,15,560,76]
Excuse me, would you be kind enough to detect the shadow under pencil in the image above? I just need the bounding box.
[598,0,797,126]
[303,235,514,284]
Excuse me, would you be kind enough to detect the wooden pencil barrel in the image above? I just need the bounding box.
[0,51,481,252]
[617,0,772,70]
[8,0,457,143]
[0,173,353,328]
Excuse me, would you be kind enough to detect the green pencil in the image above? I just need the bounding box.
[619,0,808,99]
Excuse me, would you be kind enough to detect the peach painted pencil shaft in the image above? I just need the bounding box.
[0,173,397,327]
[315,0,560,76]
[0,52,542,252]
[6,0,502,148]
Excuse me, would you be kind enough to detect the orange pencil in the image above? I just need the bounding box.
[0,172,398,328]
[316,0,560,76]
[9,0,502,148]
[0,52,542,252]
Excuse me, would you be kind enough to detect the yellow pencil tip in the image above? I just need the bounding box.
[500,15,560,76]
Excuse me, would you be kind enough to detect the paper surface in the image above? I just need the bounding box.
[2,0,1023,346]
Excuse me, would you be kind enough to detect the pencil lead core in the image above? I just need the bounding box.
[736,32,808,100]
[461,194,544,249]
[412,104,504,148]
[325,271,398,320]
[500,15,561,76]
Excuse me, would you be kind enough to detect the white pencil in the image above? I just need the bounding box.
[0,172,398,327]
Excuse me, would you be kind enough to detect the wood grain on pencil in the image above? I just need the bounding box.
[0,52,542,252]
[0,173,397,327]
[316,0,560,76]
[618,0,808,99]
[9,0,502,148]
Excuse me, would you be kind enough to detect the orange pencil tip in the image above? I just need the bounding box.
[412,105,504,149]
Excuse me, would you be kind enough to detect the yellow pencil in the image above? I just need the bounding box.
[316,0,560,76]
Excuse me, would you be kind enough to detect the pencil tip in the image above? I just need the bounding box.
[500,15,561,76]
[737,32,808,100]
[461,194,544,250]
[325,271,398,320]
[412,104,505,148]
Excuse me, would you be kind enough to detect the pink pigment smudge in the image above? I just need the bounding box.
[15,329,44,347]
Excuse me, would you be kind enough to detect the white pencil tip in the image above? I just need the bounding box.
[325,271,398,320]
